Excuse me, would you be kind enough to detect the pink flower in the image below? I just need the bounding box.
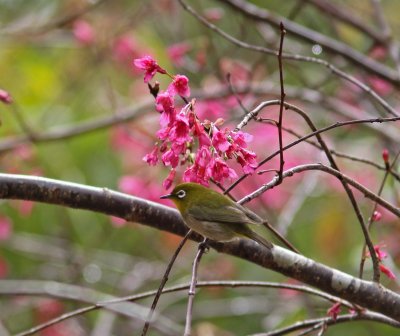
[375,245,388,260]
[238,149,258,174]
[327,302,341,321]
[0,89,12,104]
[170,112,191,144]
[183,146,212,185]
[168,75,191,97]
[183,164,209,186]
[196,146,212,168]
[167,42,191,66]
[230,130,253,148]
[163,169,176,189]
[73,20,94,45]
[372,210,382,222]
[208,157,237,183]
[143,146,159,166]
[212,128,230,152]
[133,55,167,83]
[192,119,211,147]
[0,217,12,240]
[380,264,396,279]
[162,149,180,168]
[171,142,186,155]
[156,91,176,127]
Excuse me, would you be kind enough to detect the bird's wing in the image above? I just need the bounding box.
[188,203,263,225]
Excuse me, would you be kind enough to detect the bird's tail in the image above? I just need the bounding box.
[245,230,273,250]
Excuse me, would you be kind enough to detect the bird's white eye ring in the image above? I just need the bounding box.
[176,190,186,199]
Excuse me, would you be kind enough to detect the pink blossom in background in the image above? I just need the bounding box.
[113,35,138,64]
[167,42,191,66]
[17,200,35,217]
[168,75,190,97]
[0,256,8,278]
[219,58,250,83]
[0,89,12,104]
[369,45,387,60]
[118,175,171,205]
[133,55,167,83]
[379,264,396,279]
[203,7,224,22]
[368,76,393,96]
[195,100,228,119]
[110,216,126,228]
[119,176,147,195]
[72,20,94,45]
[196,49,206,68]
[36,299,64,322]
[0,217,12,240]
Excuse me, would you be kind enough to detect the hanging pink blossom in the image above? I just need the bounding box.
[379,264,396,279]
[168,75,191,97]
[143,146,159,166]
[133,55,167,83]
[327,302,341,321]
[163,169,176,189]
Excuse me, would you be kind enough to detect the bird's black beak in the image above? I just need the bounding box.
[160,193,173,199]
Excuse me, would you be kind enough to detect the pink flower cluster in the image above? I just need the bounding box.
[134,55,258,189]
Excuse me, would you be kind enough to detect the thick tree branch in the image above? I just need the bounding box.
[0,173,399,322]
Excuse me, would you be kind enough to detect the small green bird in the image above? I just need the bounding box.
[161,182,273,249]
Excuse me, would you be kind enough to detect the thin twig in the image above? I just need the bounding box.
[277,22,286,183]
[141,230,192,336]
[238,163,400,219]
[177,0,399,116]
[359,151,400,279]
[227,102,400,194]
[13,279,380,336]
[184,239,208,336]
[218,0,400,87]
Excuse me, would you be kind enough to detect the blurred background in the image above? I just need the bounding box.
[0,0,399,335]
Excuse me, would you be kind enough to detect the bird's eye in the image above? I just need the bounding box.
[176,190,186,199]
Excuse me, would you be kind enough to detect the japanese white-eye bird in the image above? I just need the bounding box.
[161,182,273,249]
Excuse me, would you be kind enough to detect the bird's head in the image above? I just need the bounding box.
[160,182,211,213]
